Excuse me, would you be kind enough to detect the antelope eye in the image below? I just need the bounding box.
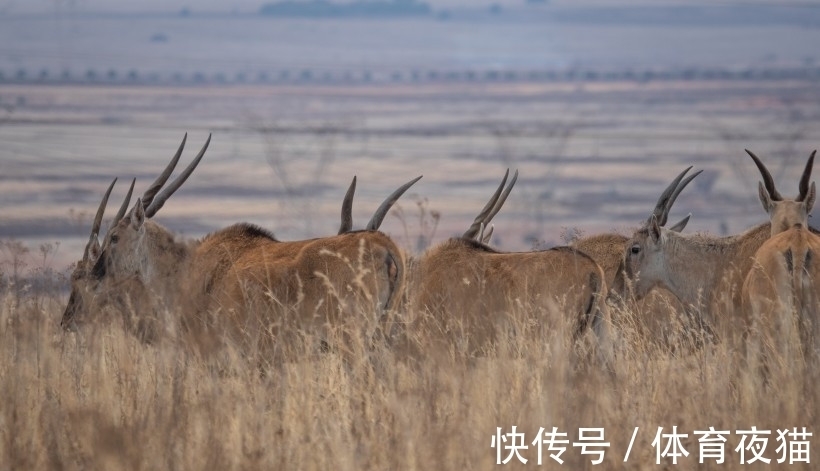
[630,244,641,255]
[110,234,120,244]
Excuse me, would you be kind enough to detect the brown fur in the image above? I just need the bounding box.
[742,226,820,362]
[198,230,406,359]
[739,151,818,372]
[61,137,414,362]
[574,234,630,296]
[408,237,612,361]
[64,211,406,360]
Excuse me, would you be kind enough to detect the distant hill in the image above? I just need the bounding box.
[259,0,432,18]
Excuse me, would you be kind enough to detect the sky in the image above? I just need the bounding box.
[2,0,817,16]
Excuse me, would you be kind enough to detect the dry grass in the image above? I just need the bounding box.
[0,245,817,470]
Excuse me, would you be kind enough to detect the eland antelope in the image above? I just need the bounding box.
[624,156,820,346]
[742,150,819,360]
[62,133,418,360]
[573,167,712,350]
[624,219,773,346]
[409,170,612,361]
[202,175,421,357]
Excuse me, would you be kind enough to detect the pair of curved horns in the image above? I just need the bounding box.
[84,177,136,261]
[84,178,117,261]
[82,133,209,259]
[89,178,117,242]
[338,175,423,233]
[141,133,211,218]
[463,169,519,239]
[649,166,702,227]
[746,149,816,202]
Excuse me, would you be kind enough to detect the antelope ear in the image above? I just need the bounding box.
[130,198,145,230]
[758,181,773,213]
[482,224,494,244]
[806,182,816,214]
[668,213,691,233]
[88,234,101,260]
[649,214,662,242]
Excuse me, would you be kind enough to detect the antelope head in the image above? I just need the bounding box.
[624,167,702,298]
[61,177,135,329]
[62,133,210,328]
[92,134,210,281]
[746,149,816,236]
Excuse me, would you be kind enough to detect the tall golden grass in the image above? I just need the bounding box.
[0,240,816,470]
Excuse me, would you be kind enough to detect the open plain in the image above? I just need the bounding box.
[0,77,818,469]
[3,79,820,263]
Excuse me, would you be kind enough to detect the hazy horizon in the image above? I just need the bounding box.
[2,2,820,79]
[3,0,820,273]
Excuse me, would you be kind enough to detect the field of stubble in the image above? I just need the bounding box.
[1,80,819,469]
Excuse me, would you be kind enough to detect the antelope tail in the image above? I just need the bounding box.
[586,272,614,364]
[383,248,404,311]
[785,243,813,319]
[576,272,601,336]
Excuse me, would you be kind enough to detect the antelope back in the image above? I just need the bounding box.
[743,225,820,361]
[412,238,609,357]
[573,233,629,296]
[202,230,406,358]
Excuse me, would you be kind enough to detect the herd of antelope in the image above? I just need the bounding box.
[57,133,820,367]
